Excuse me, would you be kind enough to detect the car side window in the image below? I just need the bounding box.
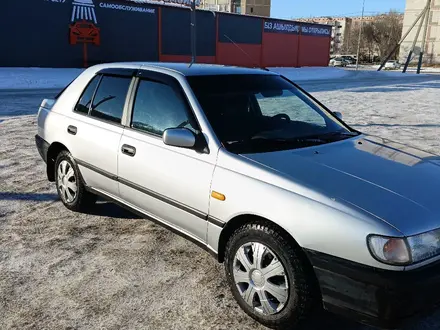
[90,75,131,124]
[74,75,101,114]
[131,79,197,136]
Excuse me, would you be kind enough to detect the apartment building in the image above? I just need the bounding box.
[296,17,352,54]
[298,14,403,55]
[200,0,271,16]
[400,0,440,64]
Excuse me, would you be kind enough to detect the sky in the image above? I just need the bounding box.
[271,0,407,20]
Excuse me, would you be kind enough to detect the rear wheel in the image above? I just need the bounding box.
[55,151,96,212]
[224,222,317,329]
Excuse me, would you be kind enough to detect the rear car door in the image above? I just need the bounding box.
[68,69,134,197]
[117,71,216,242]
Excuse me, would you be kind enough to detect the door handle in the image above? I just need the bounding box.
[67,125,77,135]
[121,144,136,157]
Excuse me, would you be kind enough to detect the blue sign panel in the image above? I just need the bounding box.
[300,23,332,37]
[264,20,300,35]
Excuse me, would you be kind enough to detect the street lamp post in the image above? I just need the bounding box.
[356,0,366,70]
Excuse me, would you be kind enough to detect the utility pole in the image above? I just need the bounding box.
[356,0,366,70]
[417,0,431,74]
[190,0,197,67]
[403,6,427,73]
[378,0,431,71]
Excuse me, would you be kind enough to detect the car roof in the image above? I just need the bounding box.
[93,62,278,77]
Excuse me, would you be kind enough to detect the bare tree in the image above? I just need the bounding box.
[341,23,373,59]
[369,11,403,60]
[341,26,359,54]
[341,11,403,62]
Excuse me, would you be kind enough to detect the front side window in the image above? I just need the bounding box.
[74,75,101,114]
[90,76,131,124]
[188,74,358,154]
[131,79,197,136]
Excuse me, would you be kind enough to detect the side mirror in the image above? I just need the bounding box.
[333,111,343,120]
[163,128,196,149]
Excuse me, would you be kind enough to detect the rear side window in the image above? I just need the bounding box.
[131,79,197,136]
[90,76,131,124]
[74,75,101,114]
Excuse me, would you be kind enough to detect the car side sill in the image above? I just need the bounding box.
[86,186,219,259]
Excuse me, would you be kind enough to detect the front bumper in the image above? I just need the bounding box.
[306,249,440,329]
[35,135,49,163]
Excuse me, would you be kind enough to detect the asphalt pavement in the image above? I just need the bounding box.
[0,89,59,118]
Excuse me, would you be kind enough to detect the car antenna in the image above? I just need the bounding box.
[189,0,197,68]
[223,34,270,71]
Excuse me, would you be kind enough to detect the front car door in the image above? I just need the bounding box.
[117,70,217,243]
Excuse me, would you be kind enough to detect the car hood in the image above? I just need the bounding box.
[242,135,440,236]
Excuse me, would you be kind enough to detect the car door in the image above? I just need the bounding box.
[68,70,133,197]
[117,71,216,242]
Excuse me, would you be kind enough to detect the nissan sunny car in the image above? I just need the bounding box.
[35,62,440,329]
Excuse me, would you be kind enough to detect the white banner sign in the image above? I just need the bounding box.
[99,2,156,13]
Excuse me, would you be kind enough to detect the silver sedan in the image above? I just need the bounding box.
[35,63,440,329]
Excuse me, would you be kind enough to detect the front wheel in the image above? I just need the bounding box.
[224,222,317,329]
[55,151,96,212]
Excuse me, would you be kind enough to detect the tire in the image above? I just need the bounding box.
[224,222,317,329]
[55,150,97,212]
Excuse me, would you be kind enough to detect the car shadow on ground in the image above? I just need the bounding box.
[347,82,440,93]
[0,192,140,220]
[86,199,142,220]
[299,308,439,330]
[298,310,370,330]
[0,192,58,201]
[302,76,440,93]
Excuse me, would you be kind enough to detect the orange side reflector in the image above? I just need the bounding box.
[211,191,226,201]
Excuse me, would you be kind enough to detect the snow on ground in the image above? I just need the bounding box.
[0,66,352,90]
[1,69,440,329]
[316,80,440,157]
[0,65,432,93]
[0,68,83,90]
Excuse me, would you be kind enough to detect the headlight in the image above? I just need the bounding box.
[407,228,440,263]
[368,228,440,265]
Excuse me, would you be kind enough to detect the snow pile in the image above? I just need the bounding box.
[0,68,83,90]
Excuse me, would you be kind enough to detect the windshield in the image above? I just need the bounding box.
[187,74,358,154]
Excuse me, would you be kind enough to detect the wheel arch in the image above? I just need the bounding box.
[46,142,70,181]
[218,214,303,263]
[217,213,322,305]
